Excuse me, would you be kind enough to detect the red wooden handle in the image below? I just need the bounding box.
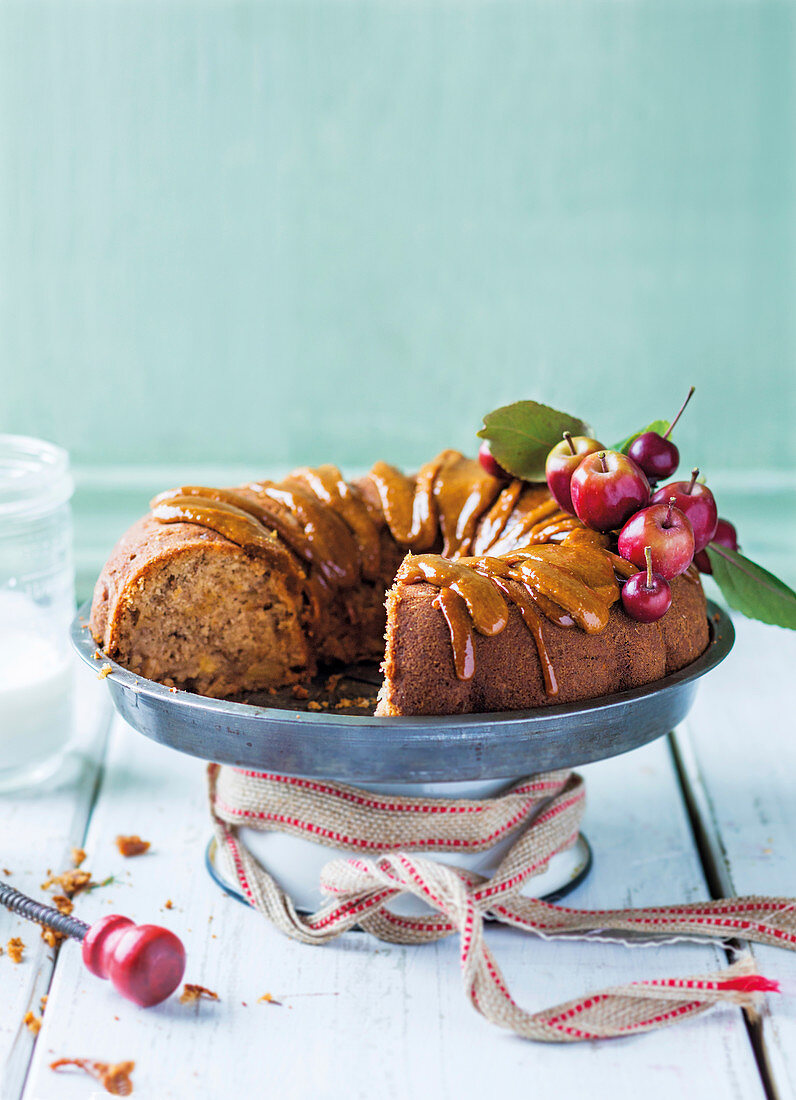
[82,914,186,1007]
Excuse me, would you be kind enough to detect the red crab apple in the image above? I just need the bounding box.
[652,468,718,553]
[621,545,672,623]
[478,440,509,480]
[618,497,695,580]
[570,450,651,532]
[628,386,695,481]
[694,518,740,574]
[545,432,605,514]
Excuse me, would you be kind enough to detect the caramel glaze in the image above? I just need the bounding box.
[150,450,644,695]
[395,540,621,697]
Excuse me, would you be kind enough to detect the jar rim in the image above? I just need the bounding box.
[0,434,74,519]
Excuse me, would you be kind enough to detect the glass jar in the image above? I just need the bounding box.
[0,435,75,790]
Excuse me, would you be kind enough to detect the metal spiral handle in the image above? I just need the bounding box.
[0,881,90,942]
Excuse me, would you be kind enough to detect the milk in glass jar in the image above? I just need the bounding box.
[0,436,75,790]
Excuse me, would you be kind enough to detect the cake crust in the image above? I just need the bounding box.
[375,573,708,716]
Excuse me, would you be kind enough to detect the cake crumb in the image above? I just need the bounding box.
[98,664,113,680]
[324,673,343,693]
[50,1058,135,1096]
[179,983,219,1005]
[41,869,93,898]
[40,995,48,1012]
[53,895,74,915]
[257,992,283,1006]
[291,684,309,699]
[93,650,103,660]
[115,835,151,858]
[7,937,24,963]
[24,1011,42,1035]
[71,847,87,868]
[334,696,373,710]
[307,700,323,711]
[164,899,174,910]
[40,896,72,948]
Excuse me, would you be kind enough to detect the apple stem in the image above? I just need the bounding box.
[599,451,608,473]
[664,496,676,529]
[664,386,695,440]
[644,545,654,589]
[687,468,699,494]
[563,431,577,455]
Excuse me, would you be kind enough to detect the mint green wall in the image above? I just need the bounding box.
[1,1,795,476]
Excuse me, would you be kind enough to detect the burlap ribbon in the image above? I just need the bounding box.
[209,764,794,1042]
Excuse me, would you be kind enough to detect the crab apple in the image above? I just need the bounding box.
[628,386,695,481]
[652,468,718,553]
[694,517,740,574]
[478,441,509,480]
[617,497,695,580]
[570,450,651,532]
[545,432,605,514]
[621,546,672,623]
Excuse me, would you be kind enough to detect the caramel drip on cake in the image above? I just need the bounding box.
[149,495,283,556]
[249,483,360,588]
[152,482,361,589]
[286,466,382,581]
[150,451,630,698]
[472,480,525,556]
[396,556,509,635]
[431,453,504,557]
[490,575,559,696]
[367,455,445,549]
[394,537,621,694]
[431,589,476,680]
[368,451,511,557]
[485,494,561,556]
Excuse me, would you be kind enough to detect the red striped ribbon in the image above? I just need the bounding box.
[209,764,792,1042]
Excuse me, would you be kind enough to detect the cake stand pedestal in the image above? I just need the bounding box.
[71,601,733,918]
[204,820,593,914]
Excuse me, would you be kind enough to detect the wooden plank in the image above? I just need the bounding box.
[676,617,796,1100]
[0,674,111,1100]
[22,711,766,1100]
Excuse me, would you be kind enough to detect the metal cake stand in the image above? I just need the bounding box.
[71,599,734,908]
[71,601,733,782]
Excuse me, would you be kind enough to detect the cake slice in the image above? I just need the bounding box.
[375,560,709,716]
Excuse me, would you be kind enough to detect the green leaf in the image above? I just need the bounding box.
[706,545,796,630]
[611,420,671,455]
[85,875,116,892]
[477,400,591,481]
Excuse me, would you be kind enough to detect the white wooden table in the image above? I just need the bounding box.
[2,618,794,1100]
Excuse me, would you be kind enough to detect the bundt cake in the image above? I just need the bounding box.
[89,451,709,714]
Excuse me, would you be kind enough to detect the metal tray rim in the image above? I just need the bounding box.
[71,598,734,734]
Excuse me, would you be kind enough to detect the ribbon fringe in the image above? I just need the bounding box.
[209,764,792,1042]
